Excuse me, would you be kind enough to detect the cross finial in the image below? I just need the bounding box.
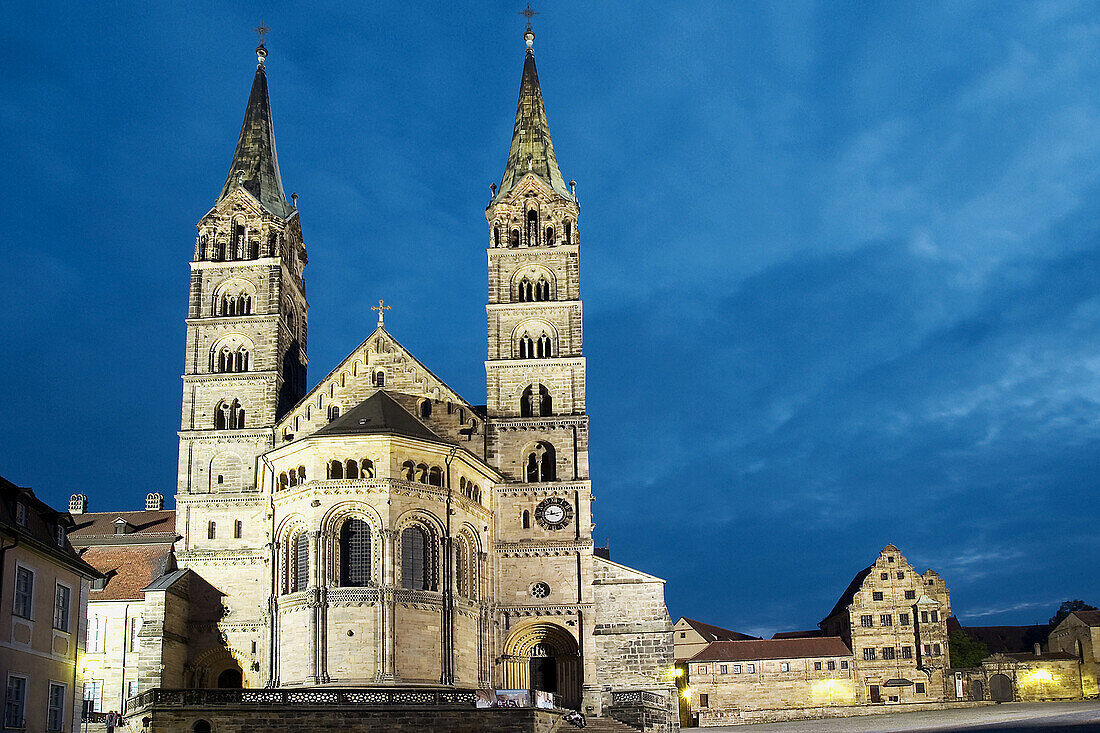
[254,21,271,46]
[520,2,539,30]
[372,299,391,327]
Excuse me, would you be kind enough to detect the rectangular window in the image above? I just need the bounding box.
[56,525,66,547]
[732,665,741,674]
[930,611,939,622]
[746,664,755,673]
[15,502,27,527]
[897,572,905,579]
[719,665,727,674]
[861,615,874,627]
[902,646,913,659]
[900,613,910,626]
[126,681,139,700]
[873,591,884,601]
[863,648,876,661]
[814,662,822,670]
[881,614,892,626]
[921,611,929,623]
[827,660,836,670]
[47,682,65,731]
[933,643,941,656]
[882,647,896,660]
[128,617,143,653]
[82,681,103,714]
[679,632,686,638]
[923,644,932,656]
[780,662,789,672]
[905,590,915,599]
[880,572,889,580]
[699,693,709,708]
[87,616,103,653]
[841,661,849,669]
[54,584,71,631]
[915,682,926,694]
[13,566,33,619]
[698,666,707,675]
[4,675,27,729]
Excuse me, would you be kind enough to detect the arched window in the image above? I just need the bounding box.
[193,721,212,733]
[297,466,306,484]
[292,532,309,592]
[535,278,551,301]
[526,209,539,246]
[519,333,534,359]
[525,442,556,482]
[521,385,552,417]
[214,398,246,429]
[375,371,385,387]
[230,222,245,260]
[345,459,359,479]
[522,510,531,529]
[428,466,443,487]
[328,460,343,480]
[339,519,371,587]
[509,229,520,247]
[215,345,250,373]
[401,460,415,481]
[416,463,429,484]
[207,521,216,539]
[455,537,470,599]
[248,237,259,260]
[494,226,501,247]
[213,238,225,261]
[563,218,572,246]
[545,226,554,245]
[419,400,432,418]
[279,472,289,490]
[234,520,242,538]
[401,525,432,590]
[198,234,208,261]
[328,404,341,422]
[518,278,533,302]
[537,333,552,358]
[360,459,375,478]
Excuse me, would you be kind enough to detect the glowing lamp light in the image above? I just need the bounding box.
[674,668,684,678]
[1028,668,1053,682]
[681,686,692,700]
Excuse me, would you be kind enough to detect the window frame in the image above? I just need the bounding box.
[53,582,71,632]
[4,674,28,730]
[87,615,104,653]
[128,616,143,653]
[746,663,755,674]
[13,565,34,620]
[46,681,66,732]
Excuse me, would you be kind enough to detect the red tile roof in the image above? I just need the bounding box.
[772,630,825,639]
[69,510,176,539]
[688,637,852,662]
[80,545,174,601]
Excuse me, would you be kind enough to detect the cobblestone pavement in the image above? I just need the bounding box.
[701,701,1100,732]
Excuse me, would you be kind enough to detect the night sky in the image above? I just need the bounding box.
[2,2,1097,637]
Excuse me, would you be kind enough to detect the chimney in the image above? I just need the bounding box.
[1034,643,1042,657]
[69,494,88,515]
[145,492,164,511]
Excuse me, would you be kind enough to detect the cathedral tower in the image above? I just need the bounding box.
[174,42,308,677]
[485,28,596,708]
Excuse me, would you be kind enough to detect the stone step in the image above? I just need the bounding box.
[581,718,640,732]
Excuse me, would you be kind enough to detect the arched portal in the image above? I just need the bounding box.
[501,623,581,709]
[989,673,1013,702]
[217,666,243,689]
[970,679,984,701]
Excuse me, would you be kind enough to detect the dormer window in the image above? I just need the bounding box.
[113,518,132,535]
[15,501,27,527]
[91,575,108,591]
[56,525,66,547]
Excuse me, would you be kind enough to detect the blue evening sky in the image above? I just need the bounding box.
[2,1,1097,636]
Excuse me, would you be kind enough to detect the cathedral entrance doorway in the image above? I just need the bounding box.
[217,667,243,689]
[501,622,581,709]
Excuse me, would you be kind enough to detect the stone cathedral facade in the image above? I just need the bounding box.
[74,30,676,729]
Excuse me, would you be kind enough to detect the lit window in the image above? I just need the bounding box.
[732,665,740,674]
[780,662,789,672]
[746,664,755,673]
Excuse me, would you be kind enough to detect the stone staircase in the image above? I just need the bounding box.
[581,717,640,732]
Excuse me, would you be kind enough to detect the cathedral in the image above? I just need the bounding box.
[70,27,676,731]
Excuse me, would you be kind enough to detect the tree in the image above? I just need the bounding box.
[1049,600,1098,630]
[949,628,989,669]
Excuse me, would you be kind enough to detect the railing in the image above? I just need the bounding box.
[81,710,108,723]
[125,688,478,714]
[610,690,665,706]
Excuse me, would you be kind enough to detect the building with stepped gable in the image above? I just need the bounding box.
[77,27,677,733]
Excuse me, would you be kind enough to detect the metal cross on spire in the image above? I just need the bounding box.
[372,299,391,327]
[254,21,271,47]
[519,2,539,30]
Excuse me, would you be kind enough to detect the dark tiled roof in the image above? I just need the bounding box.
[81,545,176,601]
[493,45,573,202]
[822,564,874,623]
[69,510,177,540]
[1004,651,1079,662]
[680,617,759,642]
[0,476,99,578]
[772,630,825,639]
[1071,610,1100,627]
[217,55,293,218]
[689,637,852,663]
[961,625,1048,654]
[315,390,447,443]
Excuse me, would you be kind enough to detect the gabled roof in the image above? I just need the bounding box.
[216,47,294,218]
[81,545,176,601]
[494,37,572,202]
[69,509,177,542]
[822,564,874,623]
[772,630,825,639]
[1070,610,1100,627]
[314,390,446,444]
[679,617,759,642]
[0,476,99,578]
[688,637,852,663]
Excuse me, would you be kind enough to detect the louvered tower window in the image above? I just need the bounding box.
[340,519,371,587]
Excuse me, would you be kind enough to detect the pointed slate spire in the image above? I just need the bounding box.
[217,44,294,218]
[495,29,573,202]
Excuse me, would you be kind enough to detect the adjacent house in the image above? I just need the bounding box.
[1048,610,1100,697]
[674,617,759,663]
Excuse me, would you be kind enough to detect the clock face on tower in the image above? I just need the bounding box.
[534,497,573,530]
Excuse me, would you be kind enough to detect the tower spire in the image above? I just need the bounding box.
[217,38,293,218]
[494,26,572,202]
